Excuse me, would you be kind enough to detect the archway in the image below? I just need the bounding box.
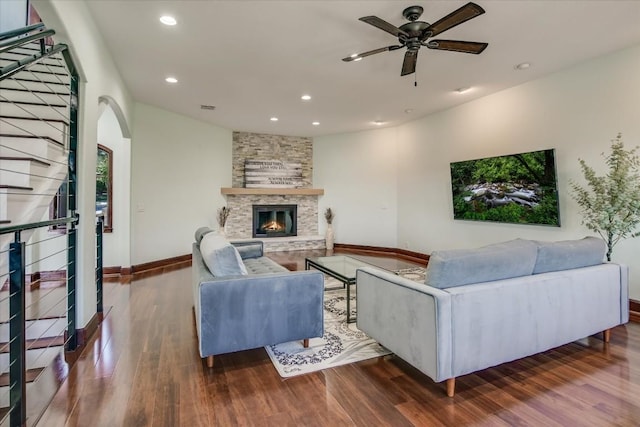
[97,98,131,271]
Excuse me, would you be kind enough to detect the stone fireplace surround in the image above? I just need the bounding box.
[222,132,324,252]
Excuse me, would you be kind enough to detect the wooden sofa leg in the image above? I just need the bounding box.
[303,339,309,348]
[206,355,214,368]
[603,329,611,343]
[446,378,456,397]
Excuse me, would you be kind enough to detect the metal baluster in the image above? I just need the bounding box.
[9,232,26,427]
[96,216,104,316]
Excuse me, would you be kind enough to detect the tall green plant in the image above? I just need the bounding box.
[570,133,640,261]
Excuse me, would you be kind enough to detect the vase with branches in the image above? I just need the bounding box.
[217,206,231,235]
[324,208,335,251]
[570,133,640,261]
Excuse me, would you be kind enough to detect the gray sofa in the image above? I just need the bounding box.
[192,227,324,367]
[356,237,629,396]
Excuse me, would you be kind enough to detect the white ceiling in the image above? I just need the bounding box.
[84,1,640,138]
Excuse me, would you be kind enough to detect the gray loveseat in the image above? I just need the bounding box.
[356,237,629,396]
[192,227,324,367]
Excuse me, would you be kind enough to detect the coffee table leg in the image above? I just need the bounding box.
[346,280,355,323]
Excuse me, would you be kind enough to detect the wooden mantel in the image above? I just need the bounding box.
[221,187,324,196]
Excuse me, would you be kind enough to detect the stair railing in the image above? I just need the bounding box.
[0,22,92,427]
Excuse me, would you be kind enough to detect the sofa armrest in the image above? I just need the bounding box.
[356,267,453,382]
[231,240,264,259]
[197,270,324,357]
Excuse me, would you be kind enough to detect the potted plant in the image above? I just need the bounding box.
[570,133,640,261]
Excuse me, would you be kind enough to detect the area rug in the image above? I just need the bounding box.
[394,266,427,283]
[265,267,426,378]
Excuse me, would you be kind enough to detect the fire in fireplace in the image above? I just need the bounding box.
[252,204,297,238]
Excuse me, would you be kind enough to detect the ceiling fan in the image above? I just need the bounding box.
[343,2,488,76]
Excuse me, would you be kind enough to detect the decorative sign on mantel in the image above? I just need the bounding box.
[245,159,303,188]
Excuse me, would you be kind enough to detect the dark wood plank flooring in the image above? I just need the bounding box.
[38,250,640,426]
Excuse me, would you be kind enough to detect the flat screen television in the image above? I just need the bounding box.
[450,148,560,226]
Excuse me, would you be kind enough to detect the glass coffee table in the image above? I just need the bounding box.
[305,255,377,323]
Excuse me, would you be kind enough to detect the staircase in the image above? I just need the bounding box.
[0,43,70,229]
[0,24,77,426]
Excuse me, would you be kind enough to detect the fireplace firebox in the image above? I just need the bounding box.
[252,205,297,238]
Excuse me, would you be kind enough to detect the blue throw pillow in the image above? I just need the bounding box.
[200,233,248,277]
[194,227,213,244]
[533,237,606,274]
[425,239,538,289]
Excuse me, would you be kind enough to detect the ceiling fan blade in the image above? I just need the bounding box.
[422,2,485,39]
[401,50,418,76]
[342,45,402,62]
[359,16,410,38]
[427,40,488,54]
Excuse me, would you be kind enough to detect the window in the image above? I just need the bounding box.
[50,180,68,232]
[96,145,113,232]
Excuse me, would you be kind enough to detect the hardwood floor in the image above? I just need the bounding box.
[38,250,640,426]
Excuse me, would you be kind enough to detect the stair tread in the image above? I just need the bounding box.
[0,133,64,147]
[0,156,51,167]
[0,335,65,354]
[0,184,34,190]
[0,87,70,96]
[9,77,69,87]
[0,53,66,67]
[0,367,45,387]
[0,62,69,77]
[0,114,69,126]
[0,99,67,108]
[0,314,66,325]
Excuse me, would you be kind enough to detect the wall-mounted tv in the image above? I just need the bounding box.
[450,149,560,226]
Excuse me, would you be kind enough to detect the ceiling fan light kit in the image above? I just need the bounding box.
[343,2,488,76]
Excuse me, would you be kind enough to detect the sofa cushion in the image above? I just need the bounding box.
[233,241,264,260]
[533,237,606,274]
[425,239,537,289]
[243,257,289,274]
[200,233,248,277]
[194,227,213,244]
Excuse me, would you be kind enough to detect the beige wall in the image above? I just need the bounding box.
[314,127,399,247]
[131,103,232,264]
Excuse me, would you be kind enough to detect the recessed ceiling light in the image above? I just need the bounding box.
[373,120,385,126]
[165,77,178,83]
[404,109,413,114]
[159,15,177,26]
[455,87,471,94]
[312,121,320,126]
[270,117,278,122]
[301,94,311,101]
[515,62,531,70]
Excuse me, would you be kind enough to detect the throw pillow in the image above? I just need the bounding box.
[234,242,264,260]
[194,227,213,244]
[425,239,538,289]
[200,233,248,277]
[532,236,606,274]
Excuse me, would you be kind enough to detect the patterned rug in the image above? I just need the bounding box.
[394,266,427,283]
[265,267,426,378]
